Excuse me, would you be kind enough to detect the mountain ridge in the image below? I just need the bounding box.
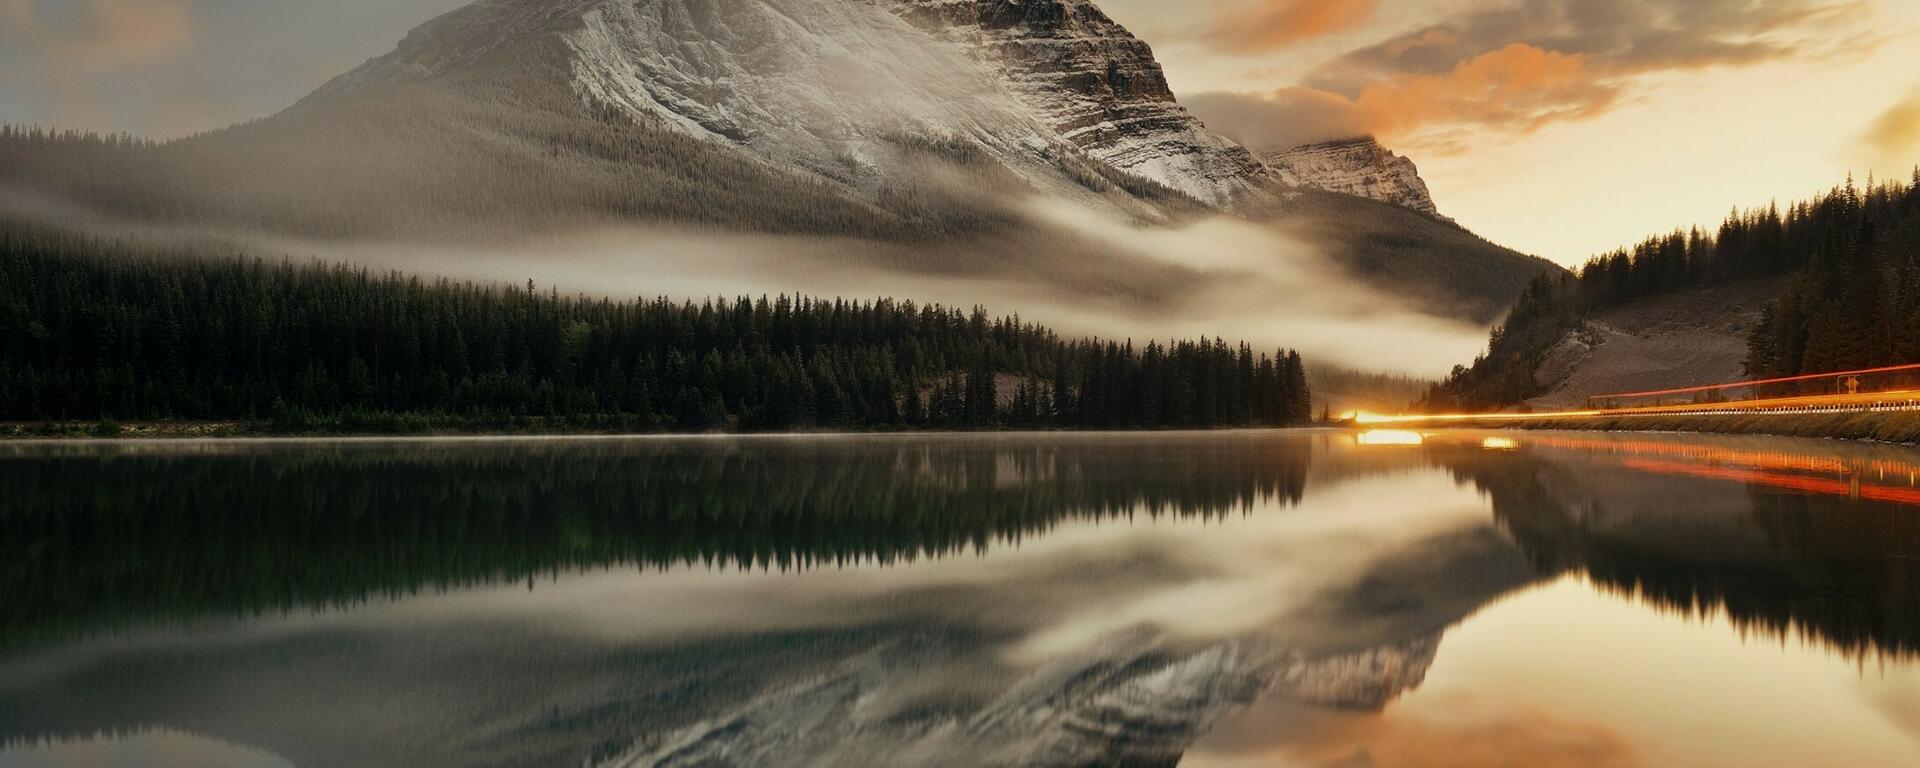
[1265,136,1443,218]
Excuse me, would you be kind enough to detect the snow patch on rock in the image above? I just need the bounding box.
[1265,136,1443,217]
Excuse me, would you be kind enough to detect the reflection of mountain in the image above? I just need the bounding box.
[0,491,1512,768]
[7,432,1919,767]
[1442,434,1920,659]
[1,434,1535,768]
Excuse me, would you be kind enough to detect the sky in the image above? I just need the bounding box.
[4,0,1920,266]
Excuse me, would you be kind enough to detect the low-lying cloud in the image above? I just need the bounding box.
[0,185,1492,381]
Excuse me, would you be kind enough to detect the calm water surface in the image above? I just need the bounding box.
[1,430,1917,767]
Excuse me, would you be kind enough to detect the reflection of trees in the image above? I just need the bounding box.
[0,437,1310,648]
[1439,442,1920,659]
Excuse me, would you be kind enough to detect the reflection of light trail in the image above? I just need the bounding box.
[1526,436,1860,476]
[1355,430,1424,446]
[1357,388,1920,426]
[1501,434,1920,507]
[1533,435,1920,486]
[1617,459,1920,507]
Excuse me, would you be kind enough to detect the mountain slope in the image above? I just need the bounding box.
[0,0,1558,342]
[292,0,1267,225]
[1264,191,1558,324]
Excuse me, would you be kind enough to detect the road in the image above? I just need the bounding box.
[1357,388,1920,426]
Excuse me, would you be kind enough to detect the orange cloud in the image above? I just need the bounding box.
[1350,43,1615,141]
[2,0,194,72]
[1,0,195,132]
[1190,44,1613,153]
[1202,0,1380,54]
[1198,698,1640,768]
[1189,0,1875,151]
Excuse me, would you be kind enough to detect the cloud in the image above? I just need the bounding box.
[1199,0,1380,55]
[1310,0,1867,94]
[1194,698,1640,768]
[1,0,196,131]
[1194,0,1873,151]
[1186,88,1371,152]
[1858,87,1920,174]
[2,0,194,72]
[1191,44,1611,152]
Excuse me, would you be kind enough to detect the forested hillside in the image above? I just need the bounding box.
[1266,191,1563,324]
[0,232,1314,432]
[1427,171,1920,410]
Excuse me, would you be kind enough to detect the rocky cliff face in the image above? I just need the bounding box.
[322,0,1272,212]
[1266,136,1442,217]
[886,0,1274,206]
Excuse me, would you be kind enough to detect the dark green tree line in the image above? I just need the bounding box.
[0,232,1313,431]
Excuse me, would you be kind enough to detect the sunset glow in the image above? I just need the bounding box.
[1102,0,1920,264]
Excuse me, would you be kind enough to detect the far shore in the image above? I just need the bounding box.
[0,421,1337,441]
[1365,411,1920,445]
[11,414,1920,446]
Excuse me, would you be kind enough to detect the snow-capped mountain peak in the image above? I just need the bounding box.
[882,0,1274,206]
[1264,136,1443,217]
[322,0,1276,213]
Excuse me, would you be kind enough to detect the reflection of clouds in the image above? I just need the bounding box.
[195,469,1494,665]
[1865,667,1920,748]
[1189,695,1637,768]
[12,432,1920,767]
[0,727,293,768]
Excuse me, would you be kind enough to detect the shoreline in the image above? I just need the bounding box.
[11,414,1920,445]
[0,421,1336,442]
[1372,411,1920,446]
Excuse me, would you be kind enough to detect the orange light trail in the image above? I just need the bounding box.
[1592,362,1920,401]
[1355,388,1920,426]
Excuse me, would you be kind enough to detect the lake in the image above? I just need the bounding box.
[1,430,1917,767]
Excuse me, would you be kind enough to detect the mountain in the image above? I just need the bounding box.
[1265,136,1442,218]
[0,0,1559,337]
[253,0,1274,230]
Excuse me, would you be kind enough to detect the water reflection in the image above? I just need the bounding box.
[0,431,1916,767]
[0,435,1312,649]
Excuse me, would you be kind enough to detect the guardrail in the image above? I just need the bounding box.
[1586,363,1920,412]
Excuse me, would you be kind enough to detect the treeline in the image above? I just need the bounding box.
[1427,170,1920,409]
[1747,175,1920,377]
[1449,447,1920,659]
[0,233,1313,431]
